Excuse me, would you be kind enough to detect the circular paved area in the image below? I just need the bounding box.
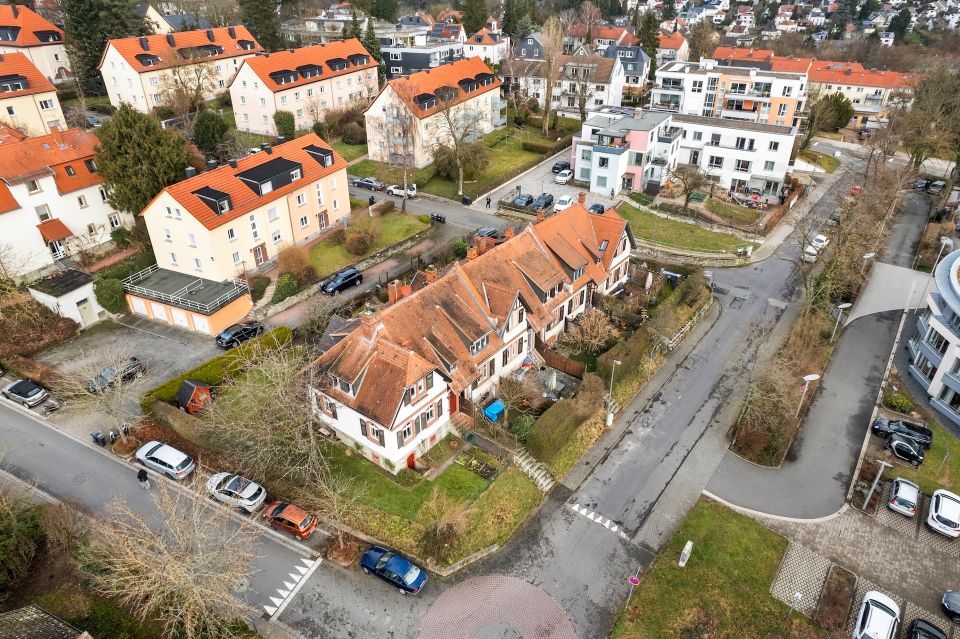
[418,575,578,639]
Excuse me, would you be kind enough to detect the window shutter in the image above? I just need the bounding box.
[425,373,433,391]
[377,429,385,447]
[415,415,423,434]
[402,389,410,405]
[360,421,368,437]
[396,430,404,448]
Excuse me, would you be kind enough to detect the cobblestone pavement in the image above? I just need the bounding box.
[770,543,832,617]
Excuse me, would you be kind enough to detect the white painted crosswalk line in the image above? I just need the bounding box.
[568,501,627,538]
[264,605,278,616]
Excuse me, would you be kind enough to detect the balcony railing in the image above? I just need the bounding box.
[650,101,680,111]
[592,143,627,155]
[657,127,682,143]
[657,84,684,92]
[122,265,250,315]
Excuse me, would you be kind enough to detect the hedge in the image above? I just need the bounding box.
[270,273,299,304]
[520,134,574,155]
[139,326,293,414]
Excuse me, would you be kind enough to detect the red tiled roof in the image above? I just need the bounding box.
[156,133,347,230]
[36,218,72,242]
[0,128,101,200]
[378,56,500,120]
[0,123,25,144]
[239,39,377,93]
[468,28,501,45]
[658,31,687,49]
[0,4,62,47]
[566,23,630,41]
[103,26,262,73]
[809,65,914,88]
[0,52,54,97]
[712,47,913,88]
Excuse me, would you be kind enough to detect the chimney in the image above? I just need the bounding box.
[229,159,238,168]
[166,34,176,47]
[387,279,402,304]
[206,159,218,171]
[228,26,236,38]
[185,166,197,178]
[504,227,515,239]
[424,264,437,282]
[536,210,545,223]
[206,29,215,42]
[577,192,586,206]
[50,126,62,145]
[466,246,478,260]
[139,36,150,51]
[10,5,17,17]
[276,135,286,144]
[261,142,272,154]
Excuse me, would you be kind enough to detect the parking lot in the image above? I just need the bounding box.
[472,152,622,214]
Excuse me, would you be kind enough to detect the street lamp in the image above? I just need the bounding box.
[796,373,821,418]
[830,302,852,343]
[862,459,893,510]
[918,237,954,310]
[860,252,876,275]
[606,359,622,427]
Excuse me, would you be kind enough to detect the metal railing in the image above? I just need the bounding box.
[122,265,250,314]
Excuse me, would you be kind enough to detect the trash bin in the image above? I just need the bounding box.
[462,195,473,205]
[368,195,375,205]
[91,431,106,446]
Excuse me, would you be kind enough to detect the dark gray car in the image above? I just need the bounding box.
[941,591,960,623]
[872,418,933,449]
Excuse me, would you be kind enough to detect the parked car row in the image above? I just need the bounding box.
[887,477,960,538]
[854,590,956,639]
[801,233,831,263]
[916,179,946,195]
[872,417,934,467]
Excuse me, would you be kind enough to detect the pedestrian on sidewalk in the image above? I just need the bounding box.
[137,468,150,490]
[485,196,491,209]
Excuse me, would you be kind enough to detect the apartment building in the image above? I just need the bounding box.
[379,29,464,79]
[464,28,510,65]
[502,53,625,118]
[99,27,262,113]
[651,58,807,127]
[908,249,960,427]
[281,6,369,46]
[571,106,795,196]
[0,52,65,135]
[307,204,634,472]
[365,56,502,169]
[230,40,379,136]
[564,23,636,54]
[137,4,212,34]
[0,128,132,281]
[656,31,689,67]
[0,4,70,84]
[604,45,651,94]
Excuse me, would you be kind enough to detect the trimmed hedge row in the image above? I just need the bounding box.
[520,134,574,155]
[139,326,294,414]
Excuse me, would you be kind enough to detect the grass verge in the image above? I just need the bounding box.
[307,213,429,277]
[705,198,763,227]
[799,149,840,173]
[618,202,748,253]
[611,499,815,639]
[36,588,161,639]
[331,138,368,162]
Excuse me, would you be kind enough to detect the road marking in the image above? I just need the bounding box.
[569,503,628,538]
[266,558,321,619]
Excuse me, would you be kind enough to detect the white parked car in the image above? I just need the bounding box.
[887,477,919,517]
[554,194,575,212]
[811,234,830,250]
[386,183,417,197]
[853,591,899,639]
[801,245,819,263]
[206,473,267,513]
[554,169,573,184]
[135,441,195,480]
[927,489,960,538]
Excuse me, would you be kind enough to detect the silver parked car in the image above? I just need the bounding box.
[927,489,960,538]
[206,473,267,513]
[135,441,195,480]
[2,379,49,408]
[887,478,920,517]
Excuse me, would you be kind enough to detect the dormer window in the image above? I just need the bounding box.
[469,334,489,355]
[599,239,609,252]
[84,159,97,173]
[574,267,584,280]
[291,168,302,181]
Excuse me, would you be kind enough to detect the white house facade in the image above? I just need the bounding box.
[0,4,71,83]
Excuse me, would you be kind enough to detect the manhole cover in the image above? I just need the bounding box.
[233,577,249,593]
[72,473,87,484]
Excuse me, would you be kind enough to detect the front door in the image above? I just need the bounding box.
[621,176,633,191]
[76,298,97,327]
[48,240,64,259]
[406,452,416,469]
[689,150,700,165]
[253,244,267,266]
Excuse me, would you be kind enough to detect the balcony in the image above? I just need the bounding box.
[650,155,669,166]
[657,84,684,93]
[650,101,680,111]
[657,127,682,143]
[122,265,250,315]
[592,143,627,155]
[720,109,760,121]
[931,398,960,427]
[913,336,946,367]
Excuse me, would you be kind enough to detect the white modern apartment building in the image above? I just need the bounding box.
[0,4,71,83]
[0,52,65,135]
[99,27,262,113]
[908,249,960,426]
[651,58,807,128]
[230,40,378,136]
[0,128,132,281]
[571,106,795,196]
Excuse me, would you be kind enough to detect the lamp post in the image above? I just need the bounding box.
[860,252,876,275]
[606,359,622,427]
[863,459,893,510]
[796,373,821,418]
[918,237,953,311]
[830,302,852,343]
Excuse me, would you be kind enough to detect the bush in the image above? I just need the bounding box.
[110,227,133,249]
[323,104,366,139]
[451,239,469,259]
[349,197,368,210]
[273,110,295,139]
[216,90,232,108]
[342,121,367,145]
[271,272,300,304]
[432,142,490,181]
[418,214,430,224]
[311,121,329,139]
[89,103,116,115]
[395,468,422,488]
[95,250,156,281]
[526,373,605,464]
[248,275,271,302]
[884,392,915,414]
[329,227,346,245]
[94,278,125,314]
[56,86,78,101]
[510,414,536,443]
[345,221,380,255]
[193,110,228,156]
[521,139,555,154]
[277,245,311,285]
[139,327,294,413]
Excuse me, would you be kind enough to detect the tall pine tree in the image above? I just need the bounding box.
[362,19,385,83]
[370,0,398,21]
[348,10,363,40]
[239,0,284,51]
[463,0,487,34]
[638,12,660,79]
[64,0,147,96]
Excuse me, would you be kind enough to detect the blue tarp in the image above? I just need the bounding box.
[483,399,505,422]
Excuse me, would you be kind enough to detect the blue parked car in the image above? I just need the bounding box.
[359,546,428,594]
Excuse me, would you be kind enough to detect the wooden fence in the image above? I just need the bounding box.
[534,336,586,379]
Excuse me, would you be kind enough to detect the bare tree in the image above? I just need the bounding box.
[383,81,420,213]
[433,87,487,196]
[420,486,475,562]
[0,242,35,283]
[578,1,602,29]
[647,304,677,351]
[158,48,218,123]
[736,358,795,448]
[670,164,711,211]
[540,18,565,137]
[54,349,148,444]
[495,375,543,424]
[562,308,619,354]
[299,295,341,351]
[297,467,366,550]
[79,485,259,639]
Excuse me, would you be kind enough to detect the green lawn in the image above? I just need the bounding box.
[307,213,429,277]
[705,198,764,227]
[612,499,812,639]
[331,138,368,162]
[799,149,840,173]
[62,95,111,108]
[885,419,960,495]
[618,203,751,253]
[348,126,567,200]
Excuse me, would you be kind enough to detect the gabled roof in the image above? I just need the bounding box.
[376,56,500,120]
[0,128,101,213]
[101,26,262,73]
[154,133,347,230]
[658,31,687,49]
[566,22,630,42]
[0,5,63,47]
[468,28,502,45]
[504,54,617,83]
[237,39,376,93]
[0,51,55,97]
